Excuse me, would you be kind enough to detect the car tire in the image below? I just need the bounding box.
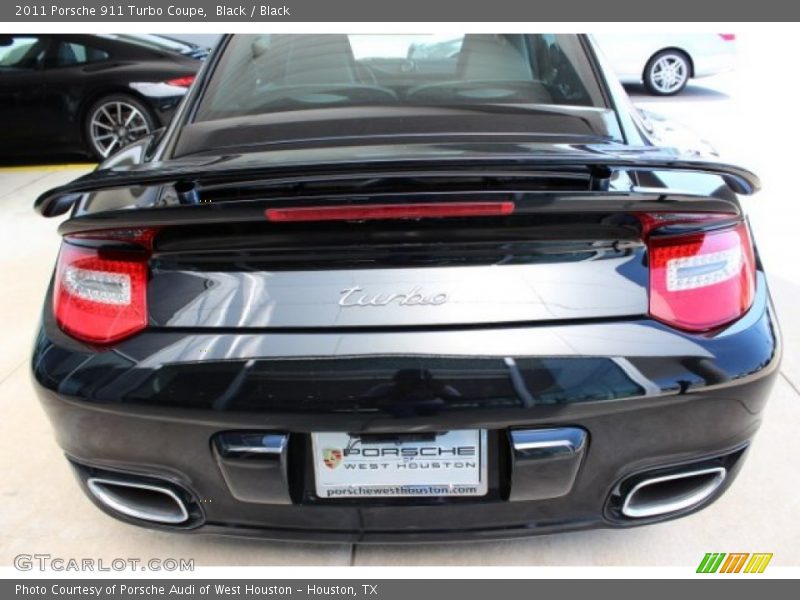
[643,50,691,96]
[84,94,157,160]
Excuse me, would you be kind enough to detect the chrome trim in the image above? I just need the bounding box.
[621,467,726,518]
[510,428,587,455]
[217,433,287,456]
[513,439,578,452]
[220,445,281,454]
[86,477,189,524]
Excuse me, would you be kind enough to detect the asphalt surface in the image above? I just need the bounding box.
[0,32,798,567]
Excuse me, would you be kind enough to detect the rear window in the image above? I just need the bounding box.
[194,34,605,121]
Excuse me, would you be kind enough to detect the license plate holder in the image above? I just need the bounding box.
[311,430,488,499]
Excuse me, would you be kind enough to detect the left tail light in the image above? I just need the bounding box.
[646,219,756,332]
[53,231,153,344]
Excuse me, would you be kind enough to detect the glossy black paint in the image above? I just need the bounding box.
[30,264,781,540]
[0,34,201,159]
[30,34,781,541]
[34,143,758,217]
[32,288,780,540]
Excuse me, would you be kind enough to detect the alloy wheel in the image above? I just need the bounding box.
[649,54,689,94]
[89,101,151,159]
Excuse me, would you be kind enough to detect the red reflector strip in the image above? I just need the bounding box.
[65,228,159,251]
[637,212,734,238]
[265,202,515,223]
[166,76,195,87]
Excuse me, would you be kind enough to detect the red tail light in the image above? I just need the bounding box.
[647,220,756,332]
[166,76,195,87]
[53,234,152,344]
[719,34,736,41]
[265,201,515,222]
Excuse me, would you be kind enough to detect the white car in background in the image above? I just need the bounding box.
[593,33,736,95]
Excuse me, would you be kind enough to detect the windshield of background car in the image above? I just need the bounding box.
[193,34,607,121]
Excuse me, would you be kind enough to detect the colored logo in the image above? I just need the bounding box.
[323,448,343,469]
[697,553,773,573]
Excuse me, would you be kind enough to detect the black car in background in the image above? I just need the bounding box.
[31,34,780,542]
[0,34,204,160]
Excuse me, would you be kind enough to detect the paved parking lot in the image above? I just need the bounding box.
[1,33,798,567]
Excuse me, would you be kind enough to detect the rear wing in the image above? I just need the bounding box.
[34,147,761,218]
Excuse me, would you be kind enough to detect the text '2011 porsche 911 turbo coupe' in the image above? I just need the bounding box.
[31,34,780,542]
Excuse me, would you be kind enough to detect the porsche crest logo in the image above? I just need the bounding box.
[323,448,343,469]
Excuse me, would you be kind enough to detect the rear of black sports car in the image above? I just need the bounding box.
[30,34,780,542]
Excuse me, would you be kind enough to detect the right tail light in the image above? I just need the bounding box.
[646,219,756,332]
[165,76,196,88]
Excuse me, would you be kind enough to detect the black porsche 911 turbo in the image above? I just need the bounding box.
[0,33,204,160]
[31,34,780,542]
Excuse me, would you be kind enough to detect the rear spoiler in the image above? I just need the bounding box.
[34,149,761,217]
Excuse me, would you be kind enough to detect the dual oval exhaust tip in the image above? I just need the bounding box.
[86,477,190,525]
[621,466,727,519]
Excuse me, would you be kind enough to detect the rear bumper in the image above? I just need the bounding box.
[31,279,781,542]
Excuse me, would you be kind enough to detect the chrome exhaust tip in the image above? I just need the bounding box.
[621,467,727,519]
[86,477,190,525]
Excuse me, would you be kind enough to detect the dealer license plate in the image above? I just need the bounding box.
[311,430,487,499]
